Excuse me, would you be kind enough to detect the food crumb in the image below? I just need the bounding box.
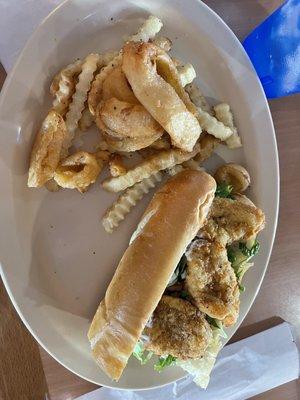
[110,17,114,21]
[93,251,96,255]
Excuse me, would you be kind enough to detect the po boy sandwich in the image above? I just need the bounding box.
[88,168,265,387]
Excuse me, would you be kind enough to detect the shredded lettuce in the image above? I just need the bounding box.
[154,355,177,372]
[206,316,227,338]
[227,239,260,292]
[239,240,260,258]
[133,341,176,372]
[177,328,222,388]
[133,341,153,364]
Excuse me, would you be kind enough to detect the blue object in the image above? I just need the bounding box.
[243,0,300,98]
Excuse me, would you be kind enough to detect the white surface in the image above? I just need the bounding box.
[0,0,279,390]
[0,0,63,71]
[75,323,299,399]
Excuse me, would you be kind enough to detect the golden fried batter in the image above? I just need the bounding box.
[202,197,265,246]
[144,296,212,360]
[185,240,239,323]
[28,110,67,187]
[54,151,102,193]
[185,196,265,325]
[102,66,139,104]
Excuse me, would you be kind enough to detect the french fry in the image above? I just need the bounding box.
[63,54,100,155]
[177,64,196,87]
[88,16,163,116]
[185,82,211,113]
[109,154,127,177]
[152,36,172,52]
[102,144,200,192]
[167,159,202,176]
[196,107,233,141]
[54,151,103,193]
[185,83,234,141]
[214,103,242,149]
[102,172,162,233]
[78,105,94,131]
[129,15,163,43]
[51,59,83,117]
[88,54,123,116]
[28,110,67,187]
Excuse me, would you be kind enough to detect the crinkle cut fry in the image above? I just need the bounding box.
[214,103,242,149]
[186,83,235,141]
[63,53,100,155]
[78,106,94,131]
[51,59,83,117]
[102,136,213,232]
[177,64,196,87]
[102,172,163,233]
[185,82,211,114]
[102,144,200,192]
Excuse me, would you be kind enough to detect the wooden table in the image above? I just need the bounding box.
[0,1,299,399]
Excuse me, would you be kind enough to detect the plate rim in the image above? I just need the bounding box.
[0,0,279,390]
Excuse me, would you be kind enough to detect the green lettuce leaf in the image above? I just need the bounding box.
[154,355,177,372]
[133,341,153,364]
[215,183,234,199]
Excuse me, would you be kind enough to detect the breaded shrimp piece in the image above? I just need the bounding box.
[202,197,265,245]
[144,296,212,360]
[185,240,240,324]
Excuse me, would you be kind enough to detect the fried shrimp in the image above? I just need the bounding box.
[144,296,212,360]
[185,240,240,323]
[202,197,265,245]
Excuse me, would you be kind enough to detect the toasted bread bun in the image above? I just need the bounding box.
[88,170,216,380]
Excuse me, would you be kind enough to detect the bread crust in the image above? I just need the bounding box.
[88,170,216,380]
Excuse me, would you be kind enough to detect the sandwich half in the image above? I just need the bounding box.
[88,169,265,386]
[88,170,216,381]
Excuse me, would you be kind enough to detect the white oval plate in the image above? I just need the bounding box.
[0,0,279,390]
